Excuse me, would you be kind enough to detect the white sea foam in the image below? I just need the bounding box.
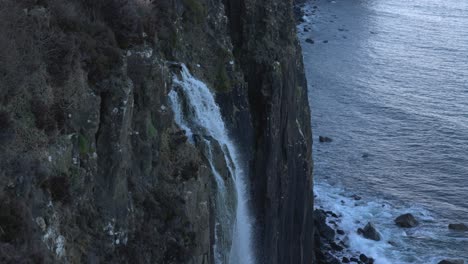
[315,181,468,263]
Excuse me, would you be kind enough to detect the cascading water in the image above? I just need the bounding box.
[168,64,255,264]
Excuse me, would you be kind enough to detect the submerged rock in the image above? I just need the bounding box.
[351,194,362,201]
[448,223,468,231]
[319,136,333,142]
[438,259,464,264]
[305,38,314,44]
[395,213,418,228]
[357,222,381,241]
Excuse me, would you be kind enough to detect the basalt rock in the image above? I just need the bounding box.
[448,223,468,231]
[395,213,419,228]
[438,260,464,264]
[357,222,381,241]
[319,136,333,142]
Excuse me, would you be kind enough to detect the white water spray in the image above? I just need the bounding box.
[168,64,255,264]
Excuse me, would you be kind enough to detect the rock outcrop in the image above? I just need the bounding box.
[0,0,314,263]
[357,223,381,241]
[448,223,468,231]
[395,213,419,228]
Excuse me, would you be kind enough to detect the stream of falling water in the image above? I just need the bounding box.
[168,64,255,264]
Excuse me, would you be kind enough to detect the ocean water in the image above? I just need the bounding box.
[299,0,468,262]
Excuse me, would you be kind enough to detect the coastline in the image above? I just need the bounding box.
[296,0,468,263]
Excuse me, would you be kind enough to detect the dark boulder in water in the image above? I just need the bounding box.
[394,213,418,228]
[325,210,338,218]
[330,241,344,251]
[357,222,381,241]
[342,257,350,263]
[438,259,464,264]
[351,194,362,201]
[319,136,333,142]
[314,209,335,241]
[448,223,468,231]
[305,38,314,44]
[323,252,341,264]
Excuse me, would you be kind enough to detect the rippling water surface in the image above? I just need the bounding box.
[299,0,468,262]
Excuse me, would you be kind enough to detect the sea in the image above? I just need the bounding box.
[298,0,468,262]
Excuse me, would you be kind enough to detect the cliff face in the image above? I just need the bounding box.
[0,0,313,263]
[226,1,315,263]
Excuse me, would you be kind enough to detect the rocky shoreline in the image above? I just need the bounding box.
[295,0,467,262]
[313,202,466,264]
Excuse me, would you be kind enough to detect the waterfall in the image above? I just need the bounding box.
[168,64,255,264]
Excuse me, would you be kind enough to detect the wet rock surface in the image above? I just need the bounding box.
[448,223,468,231]
[357,222,381,241]
[319,136,333,142]
[438,260,465,264]
[395,213,419,228]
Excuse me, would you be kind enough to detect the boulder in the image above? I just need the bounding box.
[325,210,338,218]
[323,252,341,264]
[351,194,362,201]
[394,213,418,228]
[330,242,344,251]
[314,209,335,241]
[305,38,314,44]
[357,222,381,241]
[448,223,468,231]
[319,136,333,142]
[438,260,464,264]
[342,257,350,263]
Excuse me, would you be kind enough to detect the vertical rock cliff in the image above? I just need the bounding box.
[0,0,314,263]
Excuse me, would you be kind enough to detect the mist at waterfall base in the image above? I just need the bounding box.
[168,65,255,264]
[299,0,468,263]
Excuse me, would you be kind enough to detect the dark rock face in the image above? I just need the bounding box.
[448,223,468,231]
[226,0,315,263]
[357,222,381,241]
[0,0,314,263]
[395,213,419,228]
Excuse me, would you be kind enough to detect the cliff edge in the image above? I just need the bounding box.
[0,0,314,263]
